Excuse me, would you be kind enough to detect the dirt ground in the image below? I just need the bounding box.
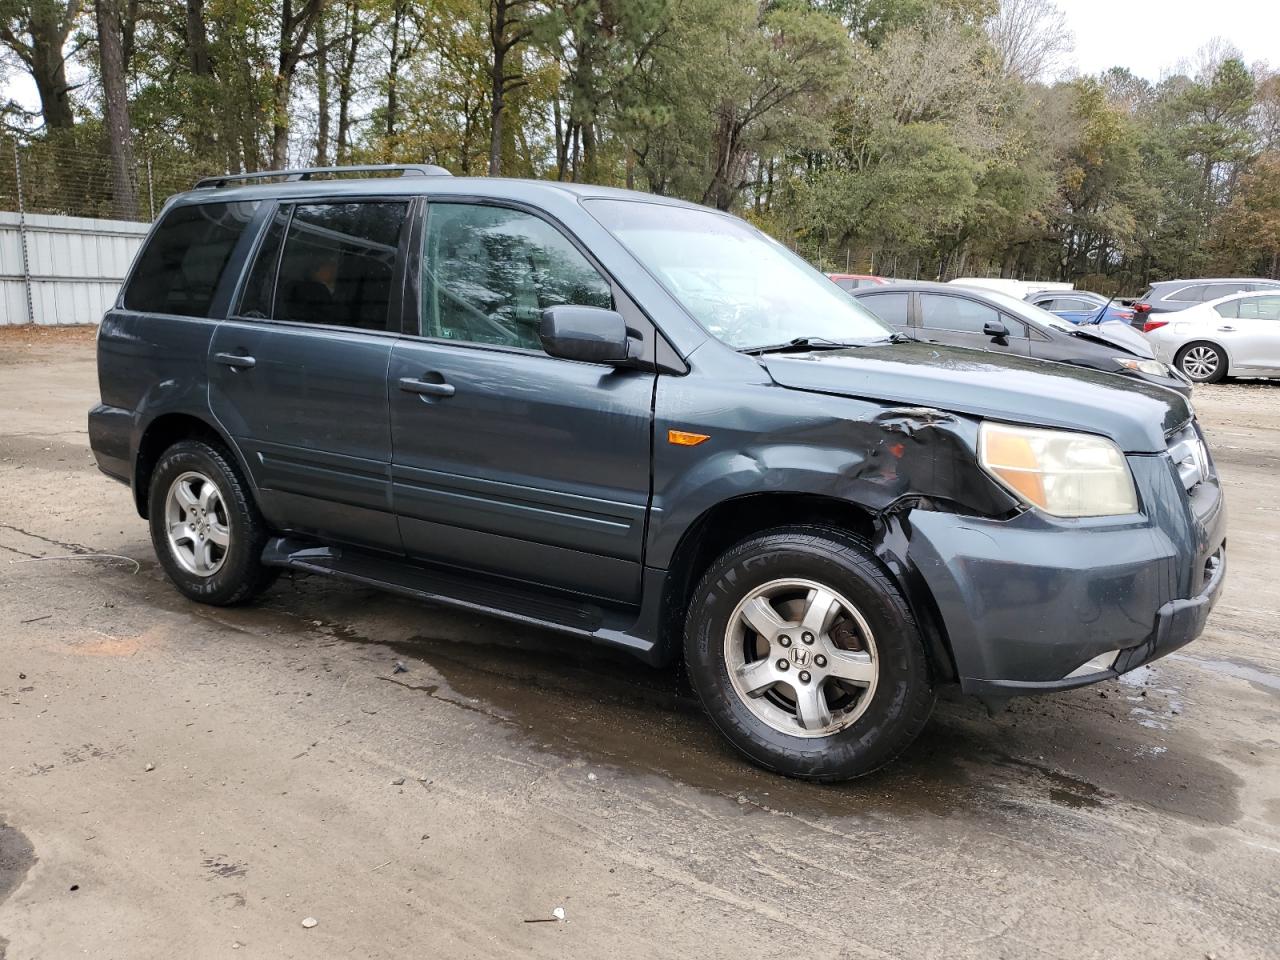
[1,327,1278,959]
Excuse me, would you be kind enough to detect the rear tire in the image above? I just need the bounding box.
[148,439,277,606]
[684,526,935,781]
[1176,341,1227,383]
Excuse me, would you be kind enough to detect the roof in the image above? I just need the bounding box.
[169,171,710,214]
[1151,277,1280,286]
[848,280,951,291]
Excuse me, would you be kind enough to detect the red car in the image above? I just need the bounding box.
[828,273,892,292]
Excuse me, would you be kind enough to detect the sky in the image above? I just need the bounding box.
[1055,0,1275,80]
[0,0,1275,113]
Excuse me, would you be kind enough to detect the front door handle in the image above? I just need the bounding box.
[214,352,256,369]
[399,376,455,398]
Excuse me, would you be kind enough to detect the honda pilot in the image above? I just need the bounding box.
[89,165,1227,781]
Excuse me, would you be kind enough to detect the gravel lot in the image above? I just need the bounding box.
[2,327,1278,959]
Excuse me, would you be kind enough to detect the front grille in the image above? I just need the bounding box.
[1167,423,1210,492]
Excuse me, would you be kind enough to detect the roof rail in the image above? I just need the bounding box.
[193,163,452,189]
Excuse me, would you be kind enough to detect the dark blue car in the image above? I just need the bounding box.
[1027,290,1135,326]
[88,165,1226,781]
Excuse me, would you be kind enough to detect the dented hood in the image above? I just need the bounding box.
[762,341,1190,453]
[1067,320,1154,357]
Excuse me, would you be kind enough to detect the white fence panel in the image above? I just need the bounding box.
[0,211,150,325]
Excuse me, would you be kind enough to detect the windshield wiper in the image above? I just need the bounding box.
[740,336,862,356]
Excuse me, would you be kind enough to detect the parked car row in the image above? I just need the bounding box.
[848,281,1189,395]
[831,272,1280,387]
[1133,277,1280,323]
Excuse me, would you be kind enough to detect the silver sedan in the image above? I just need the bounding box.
[1144,290,1280,383]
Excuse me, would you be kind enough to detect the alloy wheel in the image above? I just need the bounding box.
[164,471,230,577]
[1181,345,1220,381]
[723,578,879,737]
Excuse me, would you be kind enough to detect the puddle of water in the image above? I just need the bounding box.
[1169,653,1280,697]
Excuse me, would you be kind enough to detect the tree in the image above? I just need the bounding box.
[701,1,851,210]
[335,0,372,162]
[486,0,540,175]
[94,0,136,216]
[1211,152,1280,277]
[271,0,326,168]
[0,0,82,130]
[790,19,1012,268]
[985,0,1071,81]
[1055,77,1139,277]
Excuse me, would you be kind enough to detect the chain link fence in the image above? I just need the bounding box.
[0,135,225,223]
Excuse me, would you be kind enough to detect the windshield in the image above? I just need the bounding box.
[981,288,1077,332]
[584,199,890,349]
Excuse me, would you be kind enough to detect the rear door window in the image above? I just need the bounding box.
[122,201,259,317]
[1213,300,1240,319]
[1238,296,1280,320]
[857,291,910,327]
[236,206,289,319]
[919,293,1000,334]
[247,201,409,331]
[1056,297,1097,311]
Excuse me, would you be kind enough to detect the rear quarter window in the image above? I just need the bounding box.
[857,291,910,326]
[123,201,259,317]
[1166,284,1206,303]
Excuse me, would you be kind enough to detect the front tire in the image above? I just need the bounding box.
[1176,341,1227,383]
[147,439,277,605]
[684,527,935,782]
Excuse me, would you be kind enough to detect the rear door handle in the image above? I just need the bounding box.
[399,377,455,398]
[1217,325,1235,332]
[214,352,256,369]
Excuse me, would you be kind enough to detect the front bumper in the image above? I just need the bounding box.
[962,546,1224,696]
[902,449,1226,696]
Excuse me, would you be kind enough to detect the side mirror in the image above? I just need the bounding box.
[540,305,638,364]
[983,320,1010,339]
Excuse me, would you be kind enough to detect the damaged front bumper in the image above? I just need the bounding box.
[894,452,1227,697]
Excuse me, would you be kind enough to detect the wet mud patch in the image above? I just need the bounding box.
[359,627,1241,826]
[956,687,1245,826]
[224,575,1246,828]
[0,820,36,959]
[389,632,991,819]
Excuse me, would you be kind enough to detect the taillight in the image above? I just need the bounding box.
[1143,319,1168,333]
[1133,301,1152,314]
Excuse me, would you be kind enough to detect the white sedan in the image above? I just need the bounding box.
[1144,290,1280,383]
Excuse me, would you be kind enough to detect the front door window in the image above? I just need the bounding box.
[420,203,613,350]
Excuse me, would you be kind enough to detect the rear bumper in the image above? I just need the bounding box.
[88,403,132,484]
[902,453,1226,696]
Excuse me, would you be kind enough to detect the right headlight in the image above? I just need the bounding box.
[979,422,1139,517]
[1113,357,1170,377]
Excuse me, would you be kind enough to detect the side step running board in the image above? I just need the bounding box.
[261,536,663,663]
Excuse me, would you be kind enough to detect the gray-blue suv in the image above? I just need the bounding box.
[89,165,1226,780]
